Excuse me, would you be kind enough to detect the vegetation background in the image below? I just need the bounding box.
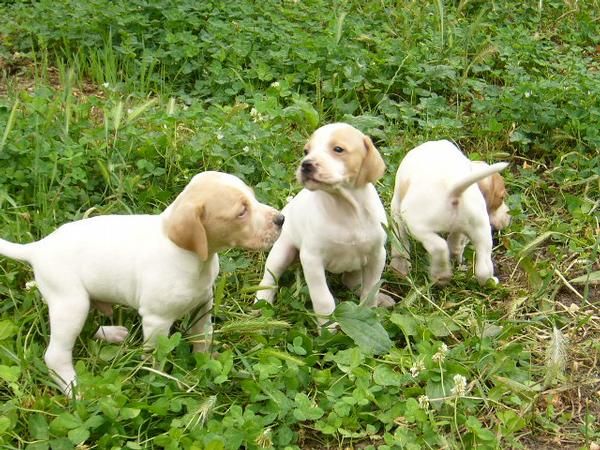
[0,0,598,448]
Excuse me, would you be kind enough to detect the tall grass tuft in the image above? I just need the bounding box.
[544,326,568,386]
[0,98,19,153]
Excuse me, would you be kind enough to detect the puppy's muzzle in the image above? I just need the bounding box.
[301,160,315,175]
[273,213,285,228]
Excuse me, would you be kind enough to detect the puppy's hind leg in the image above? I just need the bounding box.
[447,232,468,268]
[342,270,362,290]
[412,229,452,285]
[92,301,129,343]
[141,314,175,350]
[255,236,298,304]
[361,247,394,308]
[390,218,412,277]
[94,326,129,344]
[468,226,497,285]
[189,297,213,353]
[43,290,90,394]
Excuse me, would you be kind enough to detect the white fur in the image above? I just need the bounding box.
[390,140,508,285]
[256,123,393,327]
[0,171,281,394]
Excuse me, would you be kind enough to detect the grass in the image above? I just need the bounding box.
[0,0,599,448]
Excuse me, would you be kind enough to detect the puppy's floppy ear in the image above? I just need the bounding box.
[478,173,506,212]
[164,200,209,261]
[355,135,386,186]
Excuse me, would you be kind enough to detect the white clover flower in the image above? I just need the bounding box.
[243,146,250,153]
[418,395,430,410]
[410,358,425,378]
[525,91,531,98]
[250,108,265,122]
[216,132,224,140]
[451,374,468,397]
[270,81,280,88]
[102,82,110,88]
[25,280,37,291]
[255,427,273,448]
[432,343,448,363]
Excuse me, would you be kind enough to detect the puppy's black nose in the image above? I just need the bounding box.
[273,214,285,227]
[301,160,314,174]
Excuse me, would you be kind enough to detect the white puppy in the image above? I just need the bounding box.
[256,123,394,326]
[390,140,510,285]
[0,171,283,394]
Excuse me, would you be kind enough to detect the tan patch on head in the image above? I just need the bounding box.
[164,172,282,258]
[328,126,386,187]
[164,183,209,260]
[478,173,506,213]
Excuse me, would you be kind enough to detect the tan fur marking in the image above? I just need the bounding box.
[478,173,506,213]
[164,173,281,258]
[355,135,386,186]
[326,128,385,186]
[164,189,209,260]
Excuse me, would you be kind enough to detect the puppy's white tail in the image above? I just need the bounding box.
[449,162,509,199]
[0,238,33,264]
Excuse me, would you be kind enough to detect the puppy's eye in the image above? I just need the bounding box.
[303,148,309,156]
[333,146,345,154]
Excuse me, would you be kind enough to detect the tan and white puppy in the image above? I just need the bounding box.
[256,123,394,327]
[0,171,283,394]
[390,140,510,285]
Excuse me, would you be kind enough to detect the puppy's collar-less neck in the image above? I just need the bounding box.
[317,184,379,226]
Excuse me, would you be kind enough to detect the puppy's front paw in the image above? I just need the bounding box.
[432,269,452,286]
[376,292,395,308]
[193,339,212,353]
[390,257,411,277]
[94,326,129,343]
[477,275,499,287]
[254,289,275,305]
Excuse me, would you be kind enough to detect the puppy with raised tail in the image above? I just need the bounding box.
[256,123,394,327]
[390,140,510,285]
[0,171,284,394]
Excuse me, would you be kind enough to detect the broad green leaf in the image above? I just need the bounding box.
[0,320,18,340]
[67,427,89,445]
[427,316,453,337]
[99,398,119,420]
[390,313,418,336]
[282,99,319,130]
[373,365,403,386]
[48,438,73,450]
[293,393,324,421]
[120,408,140,420]
[0,365,20,382]
[493,375,539,394]
[518,231,560,258]
[29,414,49,440]
[260,348,306,366]
[333,302,392,355]
[54,413,81,430]
[465,416,496,442]
[0,416,11,434]
[570,270,600,285]
[83,415,104,430]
